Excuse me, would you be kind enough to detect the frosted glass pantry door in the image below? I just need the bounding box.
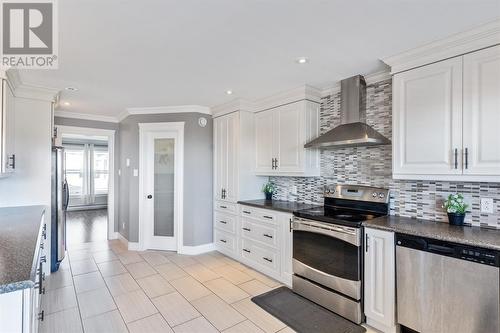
[141,124,183,251]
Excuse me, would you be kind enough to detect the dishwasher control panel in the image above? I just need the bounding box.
[396,233,500,267]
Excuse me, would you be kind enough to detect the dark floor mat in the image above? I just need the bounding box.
[252,287,366,333]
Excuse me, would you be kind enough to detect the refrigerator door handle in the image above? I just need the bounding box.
[63,179,70,210]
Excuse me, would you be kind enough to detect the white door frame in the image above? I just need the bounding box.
[138,122,184,252]
[55,125,116,240]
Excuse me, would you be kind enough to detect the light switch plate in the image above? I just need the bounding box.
[481,198,494,214]
[126,158,130,167]
[133,169,138,177]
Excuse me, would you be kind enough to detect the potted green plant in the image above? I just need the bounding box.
[443,193,469,226]
[262,182,275,201]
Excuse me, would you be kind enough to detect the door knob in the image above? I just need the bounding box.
[147,195,153,199]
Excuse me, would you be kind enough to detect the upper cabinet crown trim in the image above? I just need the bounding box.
[5,69,59,102]
[211,98,254,118]
[252,85,322,113]
[127,105,211,116]
[383,19,500,74]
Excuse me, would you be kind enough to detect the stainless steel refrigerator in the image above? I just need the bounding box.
[51,146,69,272]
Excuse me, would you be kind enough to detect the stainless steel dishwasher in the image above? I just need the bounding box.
[396,233,500,333]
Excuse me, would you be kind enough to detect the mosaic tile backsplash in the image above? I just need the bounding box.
[270,79,500,228]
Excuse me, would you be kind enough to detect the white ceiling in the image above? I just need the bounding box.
[19,0,500,119]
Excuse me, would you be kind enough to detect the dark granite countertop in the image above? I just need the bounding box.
[237,199,321,214]
[364,215,500,251]
[0,206,46,294]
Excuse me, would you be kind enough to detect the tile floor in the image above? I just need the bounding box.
[41,239,379,333]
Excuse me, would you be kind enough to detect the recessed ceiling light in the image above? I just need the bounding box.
[63,102,71,106]
[295,57,309,64]
[226,90,233,95]
[65,87,78,91]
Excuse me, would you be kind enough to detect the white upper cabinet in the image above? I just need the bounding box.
[463,45,500,176]
[0,78,16,176]
[213,106,267,203]
[214,113,238,202]
[255,100,320,176]
[255,110,275,174]
[393,57,463,177]
[392,45,500,182]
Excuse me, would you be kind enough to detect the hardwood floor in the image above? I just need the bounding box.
[66,209,108,245]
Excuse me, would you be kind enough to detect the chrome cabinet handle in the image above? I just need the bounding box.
[243,249,251,253]
[219,239,227,243]
[289,219,293,232]
[242,227,251,231]
[454,148,458,169]
[275,158,278,169]
[271,158,275,169]
[219,220,227,224]
[263,215,273,220]
[242,210,251,214]
[220,205,227,209]
[263,257,273,263]
[263,234,273,239]
[365,234,369,253]
[38,310,44,321]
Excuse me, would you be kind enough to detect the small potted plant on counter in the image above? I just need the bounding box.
[443,193,469,226]
[262,182,275,201]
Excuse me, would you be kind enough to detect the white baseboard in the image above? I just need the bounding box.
[116,232,142,251]
[128,242,141,251]
[179,243,216,255]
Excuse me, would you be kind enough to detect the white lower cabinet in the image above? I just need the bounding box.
[214,204,293,286]
[364,227,397,333]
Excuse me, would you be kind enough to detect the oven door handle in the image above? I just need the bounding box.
[293,220,360,247]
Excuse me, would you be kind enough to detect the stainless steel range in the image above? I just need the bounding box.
[292,184,389,324]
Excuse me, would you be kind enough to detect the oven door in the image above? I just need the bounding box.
[292,217,362,300]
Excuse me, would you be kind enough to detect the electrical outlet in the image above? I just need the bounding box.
[133,169,138,177]
[126,158,130,167]
[481,198,494,214]
[122,222,125,229]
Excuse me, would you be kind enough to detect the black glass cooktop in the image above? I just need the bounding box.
[293,206,384,227]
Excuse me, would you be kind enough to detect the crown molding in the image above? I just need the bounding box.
[383,19,500,74]
[252,85,322,113]
[54,110,120,123]
[320,70,392,97]
[211,98,254,118]
[126,105,211,116]
[4,68,59,101]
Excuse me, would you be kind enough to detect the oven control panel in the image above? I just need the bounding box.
[324,184,389,204]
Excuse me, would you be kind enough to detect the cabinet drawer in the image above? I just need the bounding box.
[215,201,238,214]
[214,212,237,234]
[241,218,278,248]
[241,239,280,272]
[239,206,277,224]
[214,229,236,253]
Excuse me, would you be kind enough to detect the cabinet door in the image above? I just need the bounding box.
[225,112,238,202]
[255,110,274,173]
[463,45,500,175]
[214,116,227,200]
[393,57,463,177]
[4,81,15,172]
[276,103,303,173]
[364,228,395,331]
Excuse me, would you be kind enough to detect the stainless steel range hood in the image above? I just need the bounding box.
[305,75,391,149]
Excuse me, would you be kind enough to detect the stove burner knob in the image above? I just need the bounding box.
[379,193,385,199]
[372,192,378,198]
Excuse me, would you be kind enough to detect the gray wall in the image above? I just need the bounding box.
[118,113,213,246]
[54,116,121,231]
